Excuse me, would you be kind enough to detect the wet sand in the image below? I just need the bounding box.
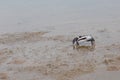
[0,29,120,80]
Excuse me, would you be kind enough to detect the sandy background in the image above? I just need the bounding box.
[0,0,120,80]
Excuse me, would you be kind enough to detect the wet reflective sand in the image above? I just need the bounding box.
[0,30,120,80]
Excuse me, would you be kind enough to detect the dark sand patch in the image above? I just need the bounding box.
[0,72,8,79]
[104,55,120,71]
[0,31,47,44]
[56,63,95,80]
[0,48,13,64]
[7,58,26,64]
[103,44,120,71]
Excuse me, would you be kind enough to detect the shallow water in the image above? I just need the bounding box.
[0,0,120,33]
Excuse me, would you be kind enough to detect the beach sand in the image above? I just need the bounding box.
[0,28,120,80]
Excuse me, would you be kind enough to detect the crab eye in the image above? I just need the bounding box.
[79,36,82,38]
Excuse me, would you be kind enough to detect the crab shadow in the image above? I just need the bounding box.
[73,45,95,52]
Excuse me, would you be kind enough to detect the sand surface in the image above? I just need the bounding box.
[0,29,120,80]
